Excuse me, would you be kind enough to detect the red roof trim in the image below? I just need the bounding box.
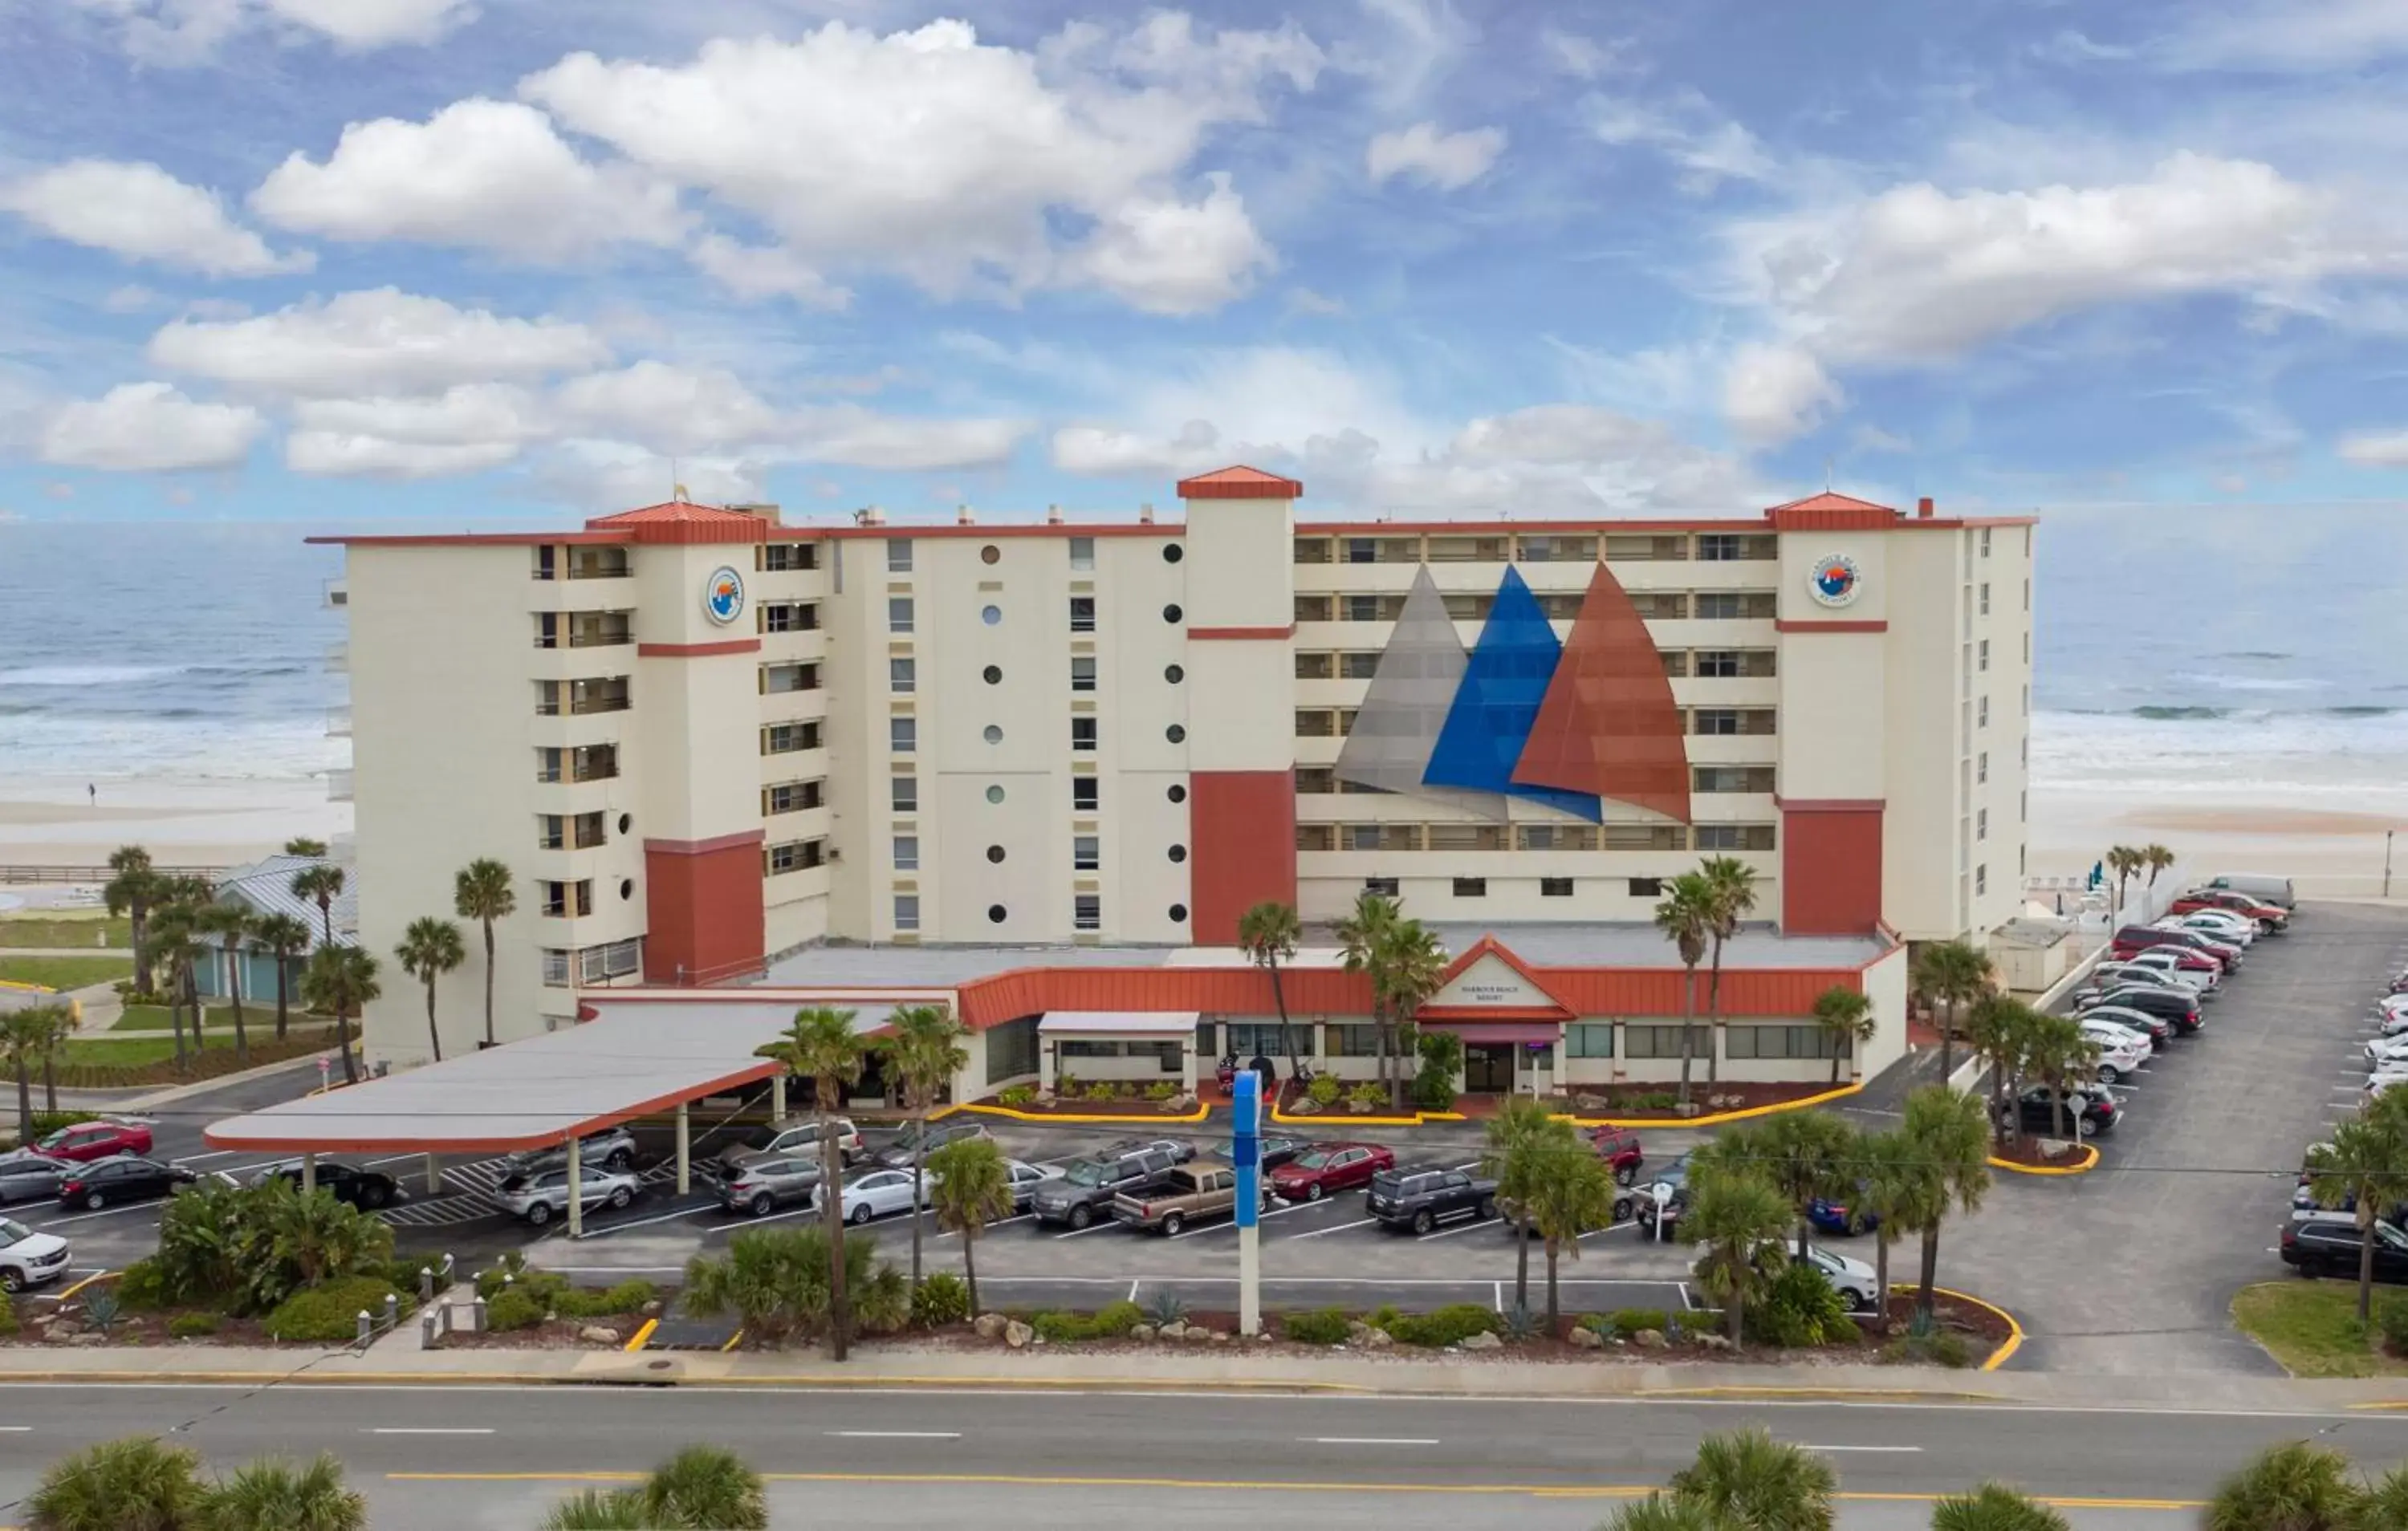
[1774,619,1887,634]
[1432,935,1577,1010]
[1767,491,1895,514]
[1189,624,1296,641]
[1178,465,1304,500]
[637,639,762,657]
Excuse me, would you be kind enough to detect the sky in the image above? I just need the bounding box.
[4,0,2408,526]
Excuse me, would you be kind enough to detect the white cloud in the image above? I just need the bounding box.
[555,362,782,456]
[1733,152,2408,363]
[789,406,1024,470]
[520,16,1315,311]
[1540,29,1636,79]
[148,289,612,397]
[74,0,474,63]
[251,99,684,262]
[0,160,311,278]
[2340,429,2408,467]
[262,0,471,47]
[40,382,263,471]
[284,383,549,477]
[688,235,851,308]
[1852,424,1913,454]
[1588,90,1776,191]
[534,439,766,510]
[1053,420,1226,477]
[1723,343,1842,445]
[1366,121,1507,191]
[2160,0,2408,72]
[1285,287,1347,316]
[102,286,161,314]
[2031,29,2134,65]
[287,433,522,477]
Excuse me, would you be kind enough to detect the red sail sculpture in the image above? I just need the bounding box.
[1511,563,1693,823]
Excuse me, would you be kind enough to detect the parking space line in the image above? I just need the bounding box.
[31,1204,162,1228]
[703,1205,820,1237]
[573,1204,715,1239]
[1417,1216,1500,1242]
[1287,1216,1376,1241]
[1170,1203,1314,1240]
[1050,1219,1124,1241]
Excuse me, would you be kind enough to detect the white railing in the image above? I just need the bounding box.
[326,770,353,802]
[325,709,351,738]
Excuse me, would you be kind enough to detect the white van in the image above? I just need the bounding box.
[2207,873,2296,910]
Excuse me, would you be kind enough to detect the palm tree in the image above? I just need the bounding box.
[143,906,207,1076]
[1929,1481,2071,1531]
[1682,1168,1790,1343]
[0,1007,55,1143]
[1697,855,1759,1086]
[102,846,158,997]
[1911,940,1994,1085]
[1523,1134,1615,1334]
[2304,1098,2408,1322]
[2141,843,2175,887]
[756,1006,867,1360]
[2205,1442,2362,1531]
[1749,1111,1857,1262]
[254,912,311,1043]
[299,947,377,1087]
[194,901,258,1067]
[453,859,516,1050]
[25,1435,205,1531]
[393,916,466,1063]
[1336,892,1400,1099]
[291,863,345,953]
[23,1001,71,1118]
[2104,845,2144,929]
[1809,985,1876,1086]
[2357,1465,2408,1529]
[1377,919,1447,1109]
[1654,872,1715,1109]
[543,1488,652,1529]
[1902,1084,1992,1328]
[2023,1011,2096,1146]
[1853,1129,1916,1321]
[926,1135,1013,1316]
[881,1004,968,1288]
[1237,900,1304,1082]
[1482,1095,1567,1313]
[201,1452,367,1530]
[1666,1427,1837,1531]
[1597,1497,1725,1531]
[1962,994,2034,1148]
[633,1445,768,1530]
[283,837,328,858]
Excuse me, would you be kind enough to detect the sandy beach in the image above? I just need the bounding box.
[2030,790,2408,900]
[0,775,349,871]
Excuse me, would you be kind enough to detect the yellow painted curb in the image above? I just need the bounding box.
[1987,1143,2100,1176]
[1564,1081,1865,1130]
[52,1270,117,1303]
[948,1100,1210,1126]
[1891,1282,2025,1371]
[1634,1384,1999,1403]
[621,1319,657,1353]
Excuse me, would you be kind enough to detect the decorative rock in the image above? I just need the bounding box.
[1632,1328,1670,1350]
[1287,1099,1320,1115]
[641,1300,663,1317]
[973,1313,1008,1341]
[1363,1328,1394,1348]
[1696,1334,1732,1351]
[1183,1325,1215,1342]
[1157,1321,1188,1341]
[1210,1331,1231,1344]
[1129,1323,1157,1342]
[1161,1094,1198,1113]
[1567,1326,1604,1349]
[1458,1331,1503,1351]
[66,1332,105,1346]
[1574,1094,1612,1112]
[1003,1320,1035,1350]
[579,1326,622,1345]
[1347,1319,1373,1339]
[1253,1331,1273,1342]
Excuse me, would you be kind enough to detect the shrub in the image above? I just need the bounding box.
[1031,1301,1147,1344]
[1608,1309,1671,1338]
[1499,1302,1542,1342]
[997,1085,1037,1107]
[1751,1262,1854,1349]
[112,1259,167,1314]
[26,1437,205,1529]
[1091,1300,1144,1338]
[2380,1299,2408,1357]
[1307,1074,1343,1107]
[1930,1331,1974,1368]
[555,1280,657,1319]
[1143,1081,1178,1101]
[168,1312,221,1339]
[1411,1067,1456,1113]
[475,1253,530,1300]
[683,1225,904,1346]
[1882,1331,1975,1369]
[1385,1304,1499,1348]
[910,1272,971,1329]
[486,1289,547,1333]
[1281,1308,1352,1346]
[855,1265,911,1336]
[1145,1291,1189,1329]
[1347,1082,1386,1112]
[0,1297,17,1338]
[264,1277,402,1344]
[156,1175,393,1318]
[1031,1310,1091,1343]
[82,1289,119,1336]
[1083,1080,1116,1102]
[1365,1303,1403,1333]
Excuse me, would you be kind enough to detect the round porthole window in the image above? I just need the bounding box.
[1168,844,1188,864]
[1163,543,1184,564]
[1166,784,1187,804]
[619,879,634,900]
[986,785,1006,804]
[1165,724,1186,744]
[982,664,1003,684]
[980,544,1000,565]
[616,813,632,835]
[1169,904,1189,924]
[1162,603,1183,623]
[988,904,1007,924]
[986,845,1006,864]
[983,725,1003,744]
[1165,664,1184,684]
[981,605,1002,626]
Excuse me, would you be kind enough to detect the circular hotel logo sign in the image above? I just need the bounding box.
[703,566,746,625]
[1808,553,1862,608]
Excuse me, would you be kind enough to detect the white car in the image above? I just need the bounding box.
[2373,1074,2408,1099]
[2117,953,2217,993]
[2371,1038,2408,1067]
[496,1164,641,1226]
[2377,1011,2408,1040]
[828,1168,926,1225]
[1698,1242,1879,1314]
[0,1219,70,1292]
[2379,994,2408,1021]
[2078,1025,2151,1086]
[2173,912,2255,946]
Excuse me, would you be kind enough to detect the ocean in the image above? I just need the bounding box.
[0,507,2400,806]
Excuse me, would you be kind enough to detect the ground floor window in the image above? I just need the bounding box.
[1566,1022,1614,1058]
[986,1017,1039,1084]
[1227,1022,1289,1058]
[1324,1024,1378,1057]
[1622,1024,1712,1059]
[1056,1039,1182,1069]
[1725,1025,1845,1059]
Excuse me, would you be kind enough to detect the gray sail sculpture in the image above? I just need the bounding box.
[1335,566,1505,819]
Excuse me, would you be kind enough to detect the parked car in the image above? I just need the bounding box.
[0,1219,69,1293]
[1268,1142,1394,1202]
[2172,889,2288,932]
[2377,993,2408,1021]
[2114,949,2220,991]
[1806,1190,1878,1237]
[2387,969,2408,997]
[1030,1145,1182,1229]
[498,1164,640,1226]
[2290,1188,2408,1226]
[2280,1217,2408,1281]
[56,1156,193,1210]
[2205,873,2296,910]
[1635,1151,1697,1236]
[1691,1241,1878,1313]
[2369,1037,2408,1069]
[1588,1126,1645,1185]
[1255,1135,1310,1173]
[709,1117,860,1177]
[2015,1084,2119,1137]
[2077,1023,2151,1086]
[1367,1164,1499,1234]
[247,1159,404,1209]
[33,1119,152,1163]
[0,1152,70,1206]
[870,1119,987,1170]
[2172,911,2257,947]
[1102,1136,1198,1164]
[2085,1001,2199,1040]
[2076,985,2203,1032]
[2375,1011,2408,1042]
[2111,925,2235,971]
[1004,1159,1060,1214]
[1110,1159,1257,1236]
[832,1168,925,1225]
[2085,1009,2171,1049]
[504,1127,637,1178]
[2142,922,2244,968]
[713,1151,822,1217]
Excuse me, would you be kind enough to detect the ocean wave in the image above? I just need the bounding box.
[0,664,178,686]
[2328,706,2400,717]
[2130,705,2231,721]
[2215,651,2292,661]
[2166,670,2333,694]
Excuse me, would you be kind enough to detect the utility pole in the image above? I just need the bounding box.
[1233,1069,1262,1338]
[2387,831,2395,900]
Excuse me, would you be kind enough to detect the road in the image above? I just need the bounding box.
[0,1383,2396,1529]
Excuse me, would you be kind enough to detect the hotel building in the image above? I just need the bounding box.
[319,469,2033,1097]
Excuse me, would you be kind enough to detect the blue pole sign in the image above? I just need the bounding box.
[1232,1068,1260,1228]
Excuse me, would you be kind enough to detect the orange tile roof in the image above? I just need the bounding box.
[1767,491,1895,515]
[584,501,769,546]
[1178,465,1305,500]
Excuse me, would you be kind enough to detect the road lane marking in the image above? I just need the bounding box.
[1804,1444,1921,1452]
[1310,1437,1439,1446]
[1287,1217,1376,1240]
[31,1205,162,1228]
[831,1431,960,1439]
[704,1205,821,1236]
[368,1427,494,1436]
[576,1204,718,1237]
[171,1151,236,1163]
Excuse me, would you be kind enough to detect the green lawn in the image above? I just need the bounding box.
[0,916,133,949]
[60,1033,258,1068]
[0,955,133,992]
[112,1004,330,1034]
[2231,1281,2408,1377]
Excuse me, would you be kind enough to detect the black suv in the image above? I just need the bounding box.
[1367,1164,1498,1234]
[1029,1145,1181,1228]
[2015,1084,2119,1136]
[2281,1217,2408,1282]
[2081,985,2203,1031]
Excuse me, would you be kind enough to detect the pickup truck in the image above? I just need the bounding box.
[1109,1159,1259,1237]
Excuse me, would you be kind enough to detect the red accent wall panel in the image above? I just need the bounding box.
[1512,563,1692,822]
[1781,806,1885,935]
[1186,770,1297,944]
[644,840,767,986]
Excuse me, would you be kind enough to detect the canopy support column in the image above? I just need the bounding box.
[675,1103,690,1195]
[565,1134,583,1239]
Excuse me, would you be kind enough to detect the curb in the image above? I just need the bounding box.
[1269,1083,1865,1132]
[942,1100,1210,1126]
[1891,1283,2026,1371]
[1987,1143,2100,1177]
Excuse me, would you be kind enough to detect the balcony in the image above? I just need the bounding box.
[321,578,348,610]
[326,641,348,673]
[326,770,353,802]
[325,709,351,738]
[567,549,632,580]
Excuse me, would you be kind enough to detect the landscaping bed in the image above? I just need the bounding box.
[1548,1082,1845,1120]
[2,1033,329,1088]
[2232,1280,2408,1378]
[433,1266,669,1350]
[978,1084,1200,1117]
[0,955,131,991]
[1987,1136,2093,1170]
[0,916,133,949]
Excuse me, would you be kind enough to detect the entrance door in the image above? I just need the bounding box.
[1462,1044,1512,1093]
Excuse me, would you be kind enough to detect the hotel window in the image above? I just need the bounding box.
[1344,538,1377,564]
[760,602,817,633]
[1623,1025,1710,1058]
[538,814,564,850]
[1519,824,1599,851]
[1979,696,1990,728]
[888,598,913,634]
[1442,594,1495,622]
[1978,639,1990,672]
[1977,751,1988,784]
[1071,656,1097,692]
[1325,1024,1380,1057]
[1069,596,1096,632]
[759,542,815,571]
[1566,1023,1613,1058]
[1074,895,1101,932]
[1452,878,1487,898]
[1695,650,1739,678]
[1977,808,1988,840]
[1295,652,1333,680]
[1295,709,1335,737]
[1294,595,1333,623]
[1340,652,1381,680]
[2021,790,2028,822]
[890,657,915,693]
[541,949,571,986]
[1694,591,1775,620]
[1727,1025,1843,1060]
[893,895,921,932]
[1068,537,1096,571]
[1976,864,1988,895]
[1660,651,1690,679]
[1694,825,1776,851]
[1541,877,1574,898]
[764,781,822,815]
[888,540,913,573]
[893,835,919,871]
[2022,684,2029,716]
[1628,591,1686,619]
[1296,824,1336,851]
[761,721,820,755]
[762,662,818,694]
[1693,766,1775,794]
[1363,877,1400,897]
[892,775,918,814]
[2023,579,2031,612]
[1073,835,1100,871]
[1697,534,1741,562]
[568,744,616,782]
[1071,717,1097,752]
[535,747,563,784]
[1072,777,1100,812]
[540,879,592,918]
[765,839,823,875]
[889,717,916,753]
[1979,583,1991,615]
[1629,877,1663,897]
[1981,528,1992,558]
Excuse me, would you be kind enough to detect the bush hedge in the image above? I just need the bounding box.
[1280,1308,1352,1346]
[2380,1300,2408,1357]
[1383,1304,1499,1348]
[1605,1308,1672,1338]
[486,1289,547,1333]
[167,1313,221,1338]
[911,1272,970,1329]
[1030,1300,1146,1343]
[264,1277,403,1344]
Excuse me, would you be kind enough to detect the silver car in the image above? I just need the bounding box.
[714,1151,823,1216]
[0,1152,69,1205]
[504,1128,637,1178]
[832,1168,925,1225]
[1006,1159,1060,1214]
[497,1164,640,1227]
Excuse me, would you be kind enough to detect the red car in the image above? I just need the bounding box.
[1268,1142,1394,1202]
[1587,1126,1645,1185]
[2171,889,2287,932]
[34,1119,152,1163]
